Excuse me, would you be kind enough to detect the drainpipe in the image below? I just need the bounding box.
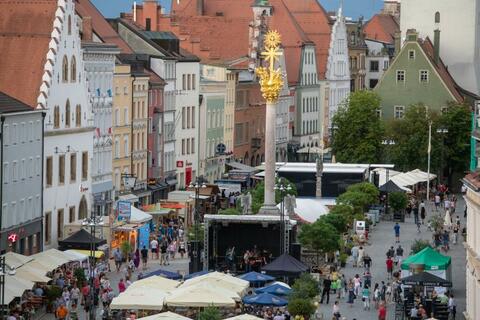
[0,115,4,253]
[40,112,46,252]
[131,75,137,176]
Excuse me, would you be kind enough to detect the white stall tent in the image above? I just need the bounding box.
[3,252,33,269]
[180,271,249,296]
[130,206,153,224]
[14,263,51,283]
[138,312,191,320]
[164,283,238,307]
[130,276,179,291]
[110,286,167,311]
[225,315,263,320]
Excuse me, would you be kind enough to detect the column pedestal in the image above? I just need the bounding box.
[259,101,280,215]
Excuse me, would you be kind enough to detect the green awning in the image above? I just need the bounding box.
[401,247,451,271]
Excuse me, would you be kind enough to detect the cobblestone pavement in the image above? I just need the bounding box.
[37,198,467,320]
[316,197,466,320]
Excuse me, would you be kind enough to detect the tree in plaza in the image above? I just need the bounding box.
[298,219,341,264]
[197,306,221,320]
[337,182,379,214]
[319,213,349,233]
[328,204,356,224]
[287,299,316,319]
[410,239,432,255]
[249,179,297,214]
[437,103,471,186]
[384,104,436,171]
[389,192,408,214]
[187,223,205,242]
[332,91,384,163]
[290,273,320,300]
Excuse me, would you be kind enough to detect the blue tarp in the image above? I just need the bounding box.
[238,271,275,283]
[143,269,182,280]
[242,293,288,306]
[255,283,291,296]
[184,270,211,280]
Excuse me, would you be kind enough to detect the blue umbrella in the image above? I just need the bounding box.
[255,283,292,296]
[243,293,288,306]
[142,268,182,280]
[238,271,275,283]
[184,270,211,280]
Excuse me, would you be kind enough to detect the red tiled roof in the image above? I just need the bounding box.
[0,0,58,107]
[75,0,133,53]
[164,0,331,84]
[419,37,464,103]
[363,13,399,44]
[464,171,480,190]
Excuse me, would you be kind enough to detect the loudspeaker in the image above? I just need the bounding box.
[290,243,301,260]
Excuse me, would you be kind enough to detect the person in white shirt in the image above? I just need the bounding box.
[150,238,159,260]
[448,294,456,319]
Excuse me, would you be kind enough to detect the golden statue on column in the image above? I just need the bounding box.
[256,30,283,103]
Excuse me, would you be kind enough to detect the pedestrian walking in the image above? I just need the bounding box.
[332,301,341,319]
[363,254,372,270]
[413,204,419,225]
[395,245,404,266]
[452,225,459,245]
[336,276,343,299]
[373,283,380,309]
[351,245,359,267]
[394,223,400,243]
[378,302,387,320]
[420,200,426,224]
[320,276,331,304]
[386,257,393,280]
[141,245,149,269]
[150,237,159,260]
[385,282,392,304]
[443,229,450,252]
[357,246,365,268]
[118,278,126,293]
[114,248,123,272]
[55,303,68,320]
[347,281,355,308]
[448,294,456,319]
[435,194,441,211]
[160,240,168,265]
[353,274,362,297]
[362,284,370,310]
[380,281,387,302]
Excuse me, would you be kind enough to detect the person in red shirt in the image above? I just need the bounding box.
[378,302,387,320]
[81,283,90,306]
[386,256,394,280]
[118,278,126,293]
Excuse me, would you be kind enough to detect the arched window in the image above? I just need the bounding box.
[62,56,68,82]
[65,100,70,127]
[68,15,72,35]
[53,106,60,128]
[75,104,81,127]
[78,195,87,220]
[435,11,440,23]
[70,56,76,82]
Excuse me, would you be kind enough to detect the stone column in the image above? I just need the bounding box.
[260,101,278,213]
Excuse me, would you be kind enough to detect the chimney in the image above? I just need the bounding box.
[146,18,151,31]
[394,30,401,56]
[133,1,137,22]
[197,0,204,16]
[434,28,441,65]
[82,16,92,41]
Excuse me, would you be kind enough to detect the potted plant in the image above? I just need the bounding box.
[339,253,348,267]
[45,285,62,313]
[120,240,132,262]
[73,267,86,287]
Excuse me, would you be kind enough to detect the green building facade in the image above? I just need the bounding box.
[374,30,462,119]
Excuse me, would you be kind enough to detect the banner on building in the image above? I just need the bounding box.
[117,201,132,221]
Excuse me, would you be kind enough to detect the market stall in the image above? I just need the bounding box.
[401,247,452,281]
[224,315,263,320]
[138,312,191,320]
[164,283,238,307]
[58,228,107,250]
[110,286,167,311]
[112,206,152,253]
[181,271,249,296]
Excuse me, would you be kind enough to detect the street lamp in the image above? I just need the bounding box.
[82,212,104,320]
[188,178,206,273]
[436,128,448,183]
[121,174,137,192]
[274,178,292,255]
[381,139,396,216]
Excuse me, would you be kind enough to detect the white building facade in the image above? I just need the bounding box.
[175,60,200,188]
[0,103,44,255]
[401,0,480,94]
[276,51,293,161]
[462,177,480,320]
[83,43,118,216]
[326,8,351,130]
[42,0,94,249]
[365,39,390,89]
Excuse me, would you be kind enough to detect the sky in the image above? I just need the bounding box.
[92,0,384,20]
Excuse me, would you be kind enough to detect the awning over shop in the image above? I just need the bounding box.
[226,161,257,173]
[148,183,169,192]
[401,272,452,287]
[15,264,51,283]
[58,229,107,250]
[133,189,152,199]
[391,169,436,187]
[114,223,138,231]
[71,249,104,259]
[401,247,451,271]
[30,249,74,270]
[130,206,153,224]
[3,252,33,269]
[142,204,175,216]
[118,193,139,203]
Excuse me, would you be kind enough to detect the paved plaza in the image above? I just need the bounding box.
[317,197,466,320]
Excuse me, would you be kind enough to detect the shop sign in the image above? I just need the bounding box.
[176,161,184,168]
[79,183,89,193]
[117,201,132,221]
[186,161,193,167]
[148,178,157,185]
[7,233,18,243]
